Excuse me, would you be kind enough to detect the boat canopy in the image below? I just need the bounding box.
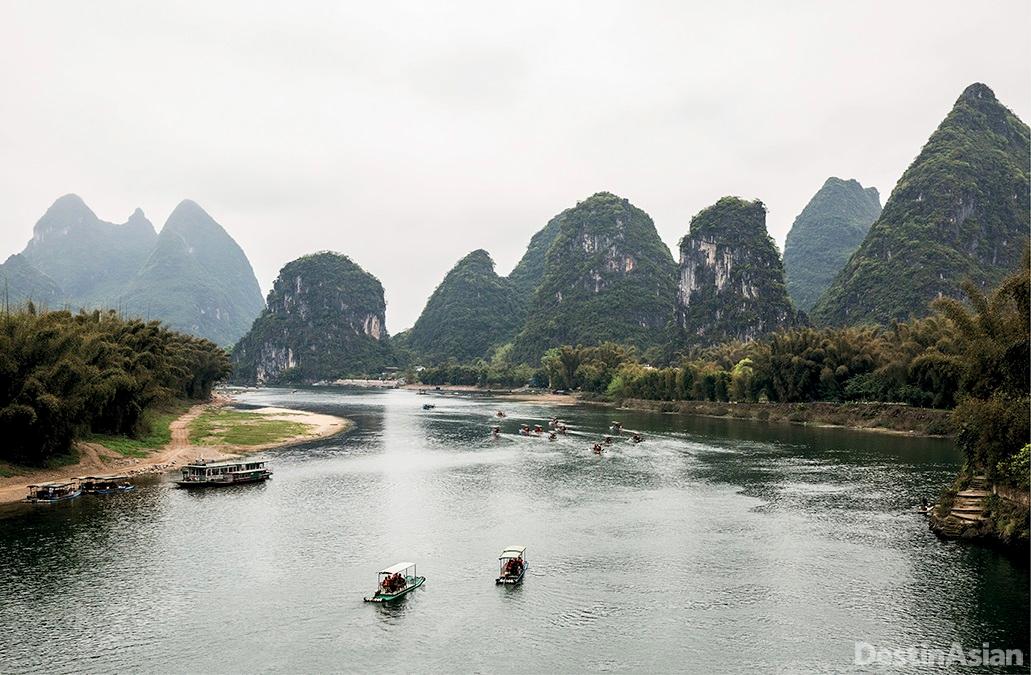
[380,562,416,575]
[183,460,265,470]
[27,481,75,489]
[78,474,128,481]
[499,546,526,558]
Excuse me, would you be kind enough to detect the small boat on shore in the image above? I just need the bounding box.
[175,459,272,488]
[26,481,82,503]
[79,475,135,494]
[496,546,527,585]
[364,562,426,603]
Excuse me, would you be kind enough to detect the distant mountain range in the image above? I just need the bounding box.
[7,80,1026,376]
[0,195,264,345]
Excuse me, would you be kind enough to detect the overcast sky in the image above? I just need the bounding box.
[1,1,1028,332]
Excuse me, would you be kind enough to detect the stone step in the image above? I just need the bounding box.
[951,506,985,513]
[955,490,989,498]
[952,512,987,523]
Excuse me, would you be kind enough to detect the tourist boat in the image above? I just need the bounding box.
[25,481,82,503]
[175,459,272,488]
[496,546,527,585]
[364,562,426,603]
[79,475,135,494]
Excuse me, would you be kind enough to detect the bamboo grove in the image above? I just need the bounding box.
[0,305,231,464]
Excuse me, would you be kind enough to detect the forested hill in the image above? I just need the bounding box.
[120,200,265,345]
[675,197,797,346]
[0,307,230,465]
[232,252,394,384]
[783,178,881,312]
[511,192,678,363]
[811,83,1030,325]
[404,249,522,363]
[19,194,157,308]
[0,195,265,345]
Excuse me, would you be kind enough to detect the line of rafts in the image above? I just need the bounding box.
[25,474,135,503]
[491,415,643,453]
[24,459,274,503]
[363,546,527,603]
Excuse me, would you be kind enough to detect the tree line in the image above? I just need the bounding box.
[414,256,1029,487]
[0,305,231,465]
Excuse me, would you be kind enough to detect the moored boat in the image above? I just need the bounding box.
[25,481,82,503]
[79,474,135,494]
[364,562,426,602]
[496,546,527,585]
[175,459,272,488]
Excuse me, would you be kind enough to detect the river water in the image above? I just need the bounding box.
[0,388,1027,673]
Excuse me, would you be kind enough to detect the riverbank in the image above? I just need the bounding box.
[0,400,351,506]
[405,384,578,405]
[615,399,953,436]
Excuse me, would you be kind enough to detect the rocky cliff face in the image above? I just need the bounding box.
[676,197,796,345]
[812,83,1030,325]
[511,192,677,362]
[120,200,264,345]
[405,249,522,363]
[232,252,393,384]
[783,178,881,312]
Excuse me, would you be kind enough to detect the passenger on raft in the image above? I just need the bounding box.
[497,411,506,418]
[491,426,501,437]
[382,572,406,593]
[631,433,643,443]
[503,557,524,577]
[603,435,613,445]
[592,443,603,454]
[548,432,557,441]
[520,425,531,435]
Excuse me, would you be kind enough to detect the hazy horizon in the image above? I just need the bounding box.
[2,1,1029,333]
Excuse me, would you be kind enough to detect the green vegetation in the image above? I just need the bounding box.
[404,250,523,363]
[812,83,1030,325]
[783,178,881,312]
[120,200,265,345]
[511,192,678,363]
[232,252,395,383]
[87,401,191,457]
[507,215,562,307]
[0,306,230,465]
[676,197,798,346]
[188,408,310,446]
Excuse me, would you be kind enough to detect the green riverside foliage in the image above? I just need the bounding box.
[783,178,881,312]
[0,306,230,465]
[812,83,1030,325]
[935,254,1029,485]
[405,250,523,363]
[676,197,798,345]
[120,200,265,346]
[511,192,678,363]
[232,252,395,384]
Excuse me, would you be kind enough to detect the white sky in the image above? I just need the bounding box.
[1,0,1028,332]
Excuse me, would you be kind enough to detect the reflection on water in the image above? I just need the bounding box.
[0,388,1027,673]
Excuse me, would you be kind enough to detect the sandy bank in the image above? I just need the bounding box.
[0,402,351,506]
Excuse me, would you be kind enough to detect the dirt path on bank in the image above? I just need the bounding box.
[0,401,351,506]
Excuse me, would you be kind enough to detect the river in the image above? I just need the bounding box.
[0,388,1027,673]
